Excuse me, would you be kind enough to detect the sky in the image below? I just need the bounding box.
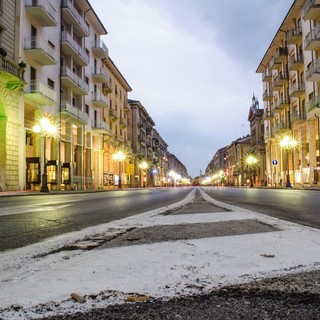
[90,0,290,177]
[1,188,320,319]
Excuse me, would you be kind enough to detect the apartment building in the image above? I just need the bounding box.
[257,0,320,187]
[0,0,189,191]
[103,57,132,189]
[152,129,169,187]
[224,135,251,186]
[128,99,156,188]
[0,0,25,191]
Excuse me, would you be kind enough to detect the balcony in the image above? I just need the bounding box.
[0,57,25,90]
[288,54,303,71]
[61,0,89,37]
[287,27,302,45]
[24,37,57,65]
[263,110,274,120]
[273,47,287,64]
[124,103,130,112]
[264,127,275,141]
[60,66,89,95]
[91,119,109,133]
[274,122,290,135]
[109,109,118,121]
[289,82,305,97]
[262,69,272,82]
[302,0,320,21]
[24,80,56,106]
[262,89,273,101]
[305,58,320,82]
[61,31,89,66]
[25,0,57,27]
[60,101,88,124]
[270,57,282,70]
[92,67,109,83]
[307,96,320,111]
[92,39,109,59]
[92,92,109,108]
[273,98,290,112]
[304,27,320,50]
[115,134,124,143]
[271,73,288,91]
[291,111,307,125]
[120,118,127,128]
[102,82,112,95]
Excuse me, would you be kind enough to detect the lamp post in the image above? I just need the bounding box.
[280,136,297,188]
[246,155,258,188]
[33,118,56,192]
[113,151,125,189]
[139,161,149,187]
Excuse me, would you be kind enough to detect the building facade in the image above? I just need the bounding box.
[0,0,25,191]
[0,0,190,191]
[257,0,320,187]
[248,94,266,186]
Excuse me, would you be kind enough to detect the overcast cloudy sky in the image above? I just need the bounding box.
[90,0,289,177]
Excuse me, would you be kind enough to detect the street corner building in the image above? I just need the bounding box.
[0,0,189,192]
[256,0,320,188]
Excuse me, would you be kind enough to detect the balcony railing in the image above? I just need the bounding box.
[92,67,109,83]
[24,36,57,65]
[120,118,127,128]
[274,122,290,134]
[273,98,290,111]
[61,0,89,37]
[304,26,320,50]
[61,101,88,124]
[25,0,57,27]
[262,69,272,82]
[288,54,303,71]
[289,82,305,97]
[92,92,109,108]
[61,31,89,66]
[271,72,288,90]
[274,47,288,64]
[91,119,109,132]
[24,80,56,106]
[109,109,118,120]
[0,57,25,88]
[263,110,274,120]
[60,66,89,95]
[291,110,307,124]
[287,26,302,45]
[302,0,320,21]
[305,58,320,82]
[307,96,320,111]
[92,39,109,59]
[263,89,273,101]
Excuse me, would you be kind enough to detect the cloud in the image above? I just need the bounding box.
[90,0,290,176]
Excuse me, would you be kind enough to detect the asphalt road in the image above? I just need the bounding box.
[202,186,320,229]
[0,188,191,252]
[1,186,320,252]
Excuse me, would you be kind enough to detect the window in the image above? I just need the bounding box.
[85,104,89,114]
[26,132,33,146]
[47,78,55,89]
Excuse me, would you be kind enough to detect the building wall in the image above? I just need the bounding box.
[257,0,320,187]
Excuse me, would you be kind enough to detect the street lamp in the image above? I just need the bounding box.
[113,151,125,189]
[33,118,56,192]
[139,161,149,187]
[280,136,297,188]
[246,155,258,188]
